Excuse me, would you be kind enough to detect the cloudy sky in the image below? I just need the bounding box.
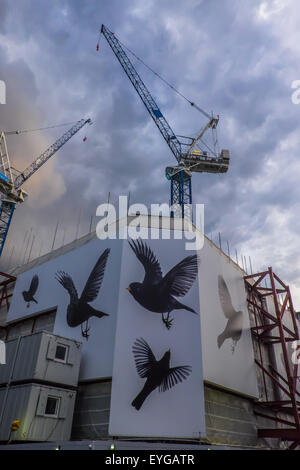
[1,0,300,305]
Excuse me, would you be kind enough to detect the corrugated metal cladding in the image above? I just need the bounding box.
[0,384,76,441]
[0,331,81,387]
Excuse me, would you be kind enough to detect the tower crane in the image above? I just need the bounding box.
[0,118,91,256]
[100,25,230,219]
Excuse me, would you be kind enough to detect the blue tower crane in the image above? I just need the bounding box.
[0,118,91,256]
[100,25,230,219]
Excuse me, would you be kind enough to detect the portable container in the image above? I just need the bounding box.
[0,331,81,387]
[0,383,76,441]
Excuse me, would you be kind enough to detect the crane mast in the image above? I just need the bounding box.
[100,25,230,219]
[0,118,91,256]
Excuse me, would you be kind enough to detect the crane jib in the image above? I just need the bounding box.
[101,25,182,164]
[13,119,91,190]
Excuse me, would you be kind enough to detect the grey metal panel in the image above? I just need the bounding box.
[12,333,42,383]
[0,384,31,441]
[0,388,7,439]
[0,384,76,442]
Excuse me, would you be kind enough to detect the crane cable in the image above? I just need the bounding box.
[100,31,213,121]
[4,121,80,136]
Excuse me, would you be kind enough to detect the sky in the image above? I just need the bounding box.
[1,0,300,306]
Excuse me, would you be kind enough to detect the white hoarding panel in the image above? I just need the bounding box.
[199,239,258,398]
[7,238,123,380]
[109,234,206,439]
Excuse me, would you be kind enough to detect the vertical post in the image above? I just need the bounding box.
[180,170,184,219]
[75,208,82,241]
[249,256,253,274]
[227,240,230,258]
[27,234,35,263]
[189,176,192,223]
[170,176,174,218]
[51,219,60,251]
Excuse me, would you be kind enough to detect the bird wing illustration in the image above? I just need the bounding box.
[160,255,198,297]
[218,275,236,318]
[129,239,162,285]
[159,365,192,392]
[56,271,79,305]
[28,274,39,296]
[132,338,157,378]
[80,248,110,303]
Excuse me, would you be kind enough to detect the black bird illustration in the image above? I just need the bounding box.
[131,338,192,410]
[217,275,243,352]
[55,248,110,339]
[126,239,198,329]
[22,274,39,308]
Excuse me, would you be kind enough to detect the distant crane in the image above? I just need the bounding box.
[100,25,230,219]
[0,118,91,256]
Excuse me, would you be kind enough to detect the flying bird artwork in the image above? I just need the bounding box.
[22,274,39,308]
[126,239,199,329]
[55,248,110,339]
[217,275,243,352]
[131,338,192,410]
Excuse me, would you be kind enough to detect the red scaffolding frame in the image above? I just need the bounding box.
[244,267,300,450]
[0,271,16,315]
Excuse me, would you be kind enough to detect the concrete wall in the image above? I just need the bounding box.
[70,379,283,449]
[72,381,111,440]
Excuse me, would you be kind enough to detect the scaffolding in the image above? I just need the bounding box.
[0,271,16,316]
[244,267,300,450]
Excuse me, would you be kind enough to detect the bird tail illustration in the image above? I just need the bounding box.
[94,310,109,319]
[131,383,154,410]
[175,301,197,315]
[131,392,145,410]
[217,331,226,348]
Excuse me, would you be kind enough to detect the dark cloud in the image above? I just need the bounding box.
[1,0,300,304]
